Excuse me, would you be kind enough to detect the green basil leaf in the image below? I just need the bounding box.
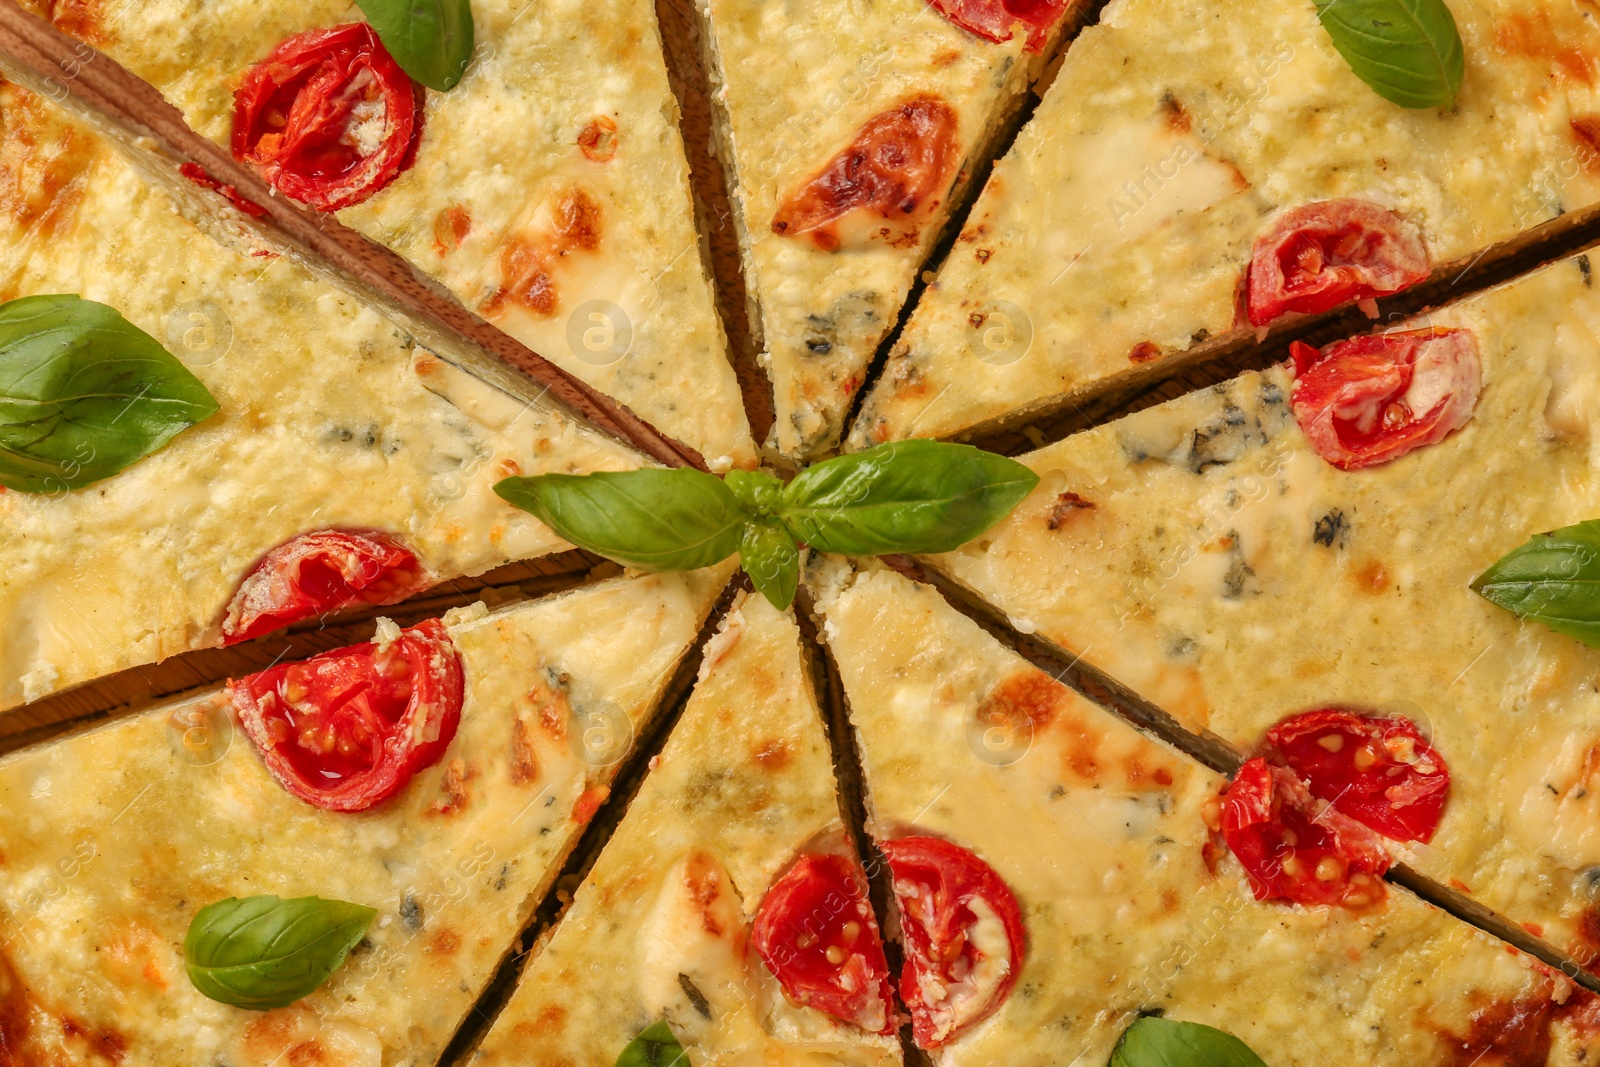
[0,294,220,493]
[725,468,785,514]
[1109,1016,1268,1067]
[1313,0,1464,109]
[617,1019,689,1067]
[357,0,475,91]
[777,440,1039,556]
[741,520,800,611]
[1471,520,1600,647]
[495,468,750,571]
[184,895,376,1010]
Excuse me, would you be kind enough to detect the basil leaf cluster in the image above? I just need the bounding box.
[615,1019,689,1067]
[1472,519,1600,647]
[1110,1016,1269,1067]
[0,295,219,493]
[496,440,1040,611]
[357,0,476,91]
[184,895,376,1010]
[1313,0,1464,109]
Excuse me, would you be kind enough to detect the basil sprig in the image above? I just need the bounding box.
[1472,520,1600,646]
[0,295,219,493]
[357,0,475,91]
[1110,1016,1268,1067]
[616,1019,689,1067]
[1313,0,1464,109]
[184,895,376,1010]
[495,441,1039,611]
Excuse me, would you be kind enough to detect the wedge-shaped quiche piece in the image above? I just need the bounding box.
[930,250,1600,975]
[849,0,1600,448]
[472,591,902,1066]
[0,79,646,710]
[694,0,1078,458]
[20,0,755,469]
[813,560,1600,1064]
[0,567,728,1065]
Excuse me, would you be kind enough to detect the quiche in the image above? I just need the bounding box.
[20,0,757,470]
[812,559,1600,1064]
[0,79,640,710]
[471,590,902,1066]
[847,0,1600,449]
[929,250,1600,978]
[0,567,728,1065]
[693,0,1078,458]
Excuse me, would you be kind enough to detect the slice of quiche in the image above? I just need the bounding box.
[0,567,728,1066]
[18,0,755,469]
[693,0,1079,458]
[471,590,902,1066]
[928,249,1600,982]
[848,0,1600,449]
[0,77,646,710]
[812,559,1600,1064]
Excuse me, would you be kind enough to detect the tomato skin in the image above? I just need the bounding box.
[223,530,430,646]
[882,836,1026,1048]
[178,162,268,217]
[232,24,423,212]
[1289,327,1480,470]
[1247,199,1430,326]
[228,618,464,812]
[923,0,1068,52]
[751,852,895,1034]
[772,96,959,252]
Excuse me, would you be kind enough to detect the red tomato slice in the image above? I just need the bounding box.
[924,0,1068,52]
[1289,327,1480,470]
[1247,199,1430,326]
[1264,708,1450,844]
[772,96,959,252]
[228,617,464,811]
[751,852,894,1034]
[1220,758,1391,909]
[882,836,1026,1048]
[232,24,423,212]
[223,530,430,645]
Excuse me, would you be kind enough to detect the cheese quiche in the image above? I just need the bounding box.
[0,567,727,1065]
[471,591,901,1067]
[0,78,644,711]
[848,0,1600,449]
[812,559,1600,1064]
[20,0,756,470]
[929,250,1600,978]
[693,0,1078,459]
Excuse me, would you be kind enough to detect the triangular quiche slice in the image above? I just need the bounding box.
[0,77,642,711]
[928,249,1600,980]
[693,0,1080,458]
[848,0,1600,449]
[470,591,902,1066]
[812,560,1600,1064]
[18,0,756,469]
[0,567,729,1065]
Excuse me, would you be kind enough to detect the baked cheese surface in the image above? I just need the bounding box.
[848,0,1600,448]
[473,591,901,1067]
[29,0,756,469]
[696,0,1067,458]
[0,82,642,710]
[0,568,727,1066]
[814,561,1597,1065]
[933,252,1600,966]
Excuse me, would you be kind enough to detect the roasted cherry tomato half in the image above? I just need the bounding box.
[1264,708,1450,843]
[228,618,464,811]
[750,852,894,1034]
[1289,327,1480,470]
[232,23,423,212]
[882,835,1025,1048]
[223,530,430,645]
[1220,757,1391,909]
[1247,199,1430,326]
[772,95,959,252]
[924,0,1068,52]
